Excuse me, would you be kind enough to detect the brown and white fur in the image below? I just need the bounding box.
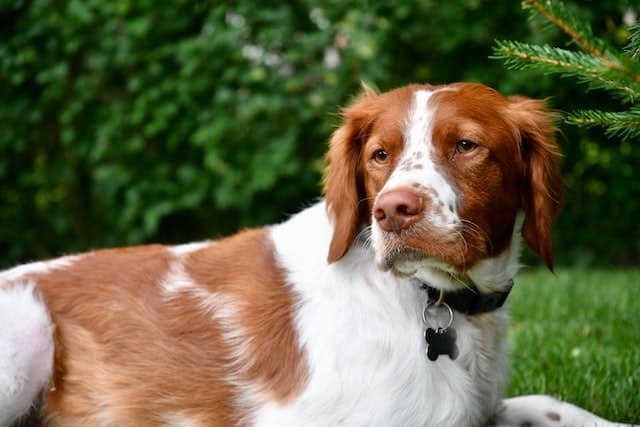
[0,83,634,426]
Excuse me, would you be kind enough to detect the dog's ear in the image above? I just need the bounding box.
[324,90,377,264]
[509,97,563,271]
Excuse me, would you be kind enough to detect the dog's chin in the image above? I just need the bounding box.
[378,247,424,273]
[377,248,467,292]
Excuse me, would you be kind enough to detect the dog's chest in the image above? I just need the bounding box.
[260,206,509,426]
[249,269,508,427]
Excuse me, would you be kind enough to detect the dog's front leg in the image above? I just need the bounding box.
[490,394,637,427]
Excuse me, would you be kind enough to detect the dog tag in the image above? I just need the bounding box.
[425,327,459,361]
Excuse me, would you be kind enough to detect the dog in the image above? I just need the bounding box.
[0,82,633,426]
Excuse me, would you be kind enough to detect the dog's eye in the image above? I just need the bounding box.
[455,140,477,154]
[373,149,389,164]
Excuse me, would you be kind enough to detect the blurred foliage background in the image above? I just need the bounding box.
[0,0,638,268]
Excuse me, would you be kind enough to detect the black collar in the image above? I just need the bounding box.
[419,279,514,315]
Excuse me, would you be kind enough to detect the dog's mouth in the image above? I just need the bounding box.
[378,245,470,291]
[374,222,470,268]
[380,246,425,272]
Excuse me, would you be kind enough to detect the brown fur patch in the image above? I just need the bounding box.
[26,233,306,425]
[184,229,308,402]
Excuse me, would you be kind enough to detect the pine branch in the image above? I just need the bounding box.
[523,0,640,83]
[494,40,601,72]
[494,1,640,141]
[567,107,640,141]
[625,22,640,60]
[523,0,606,58]
[493,40,640,102]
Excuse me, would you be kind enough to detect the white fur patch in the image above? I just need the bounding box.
[0,255,81,285]
[158,262,244,334]
[205,293,252,370]
[160,262,199,296]
[384,88,459,227]
[167,287,264,422]
[161,413,203,427]
[0,282,54,426]
[158,259,252,369]
[168,241,212,257]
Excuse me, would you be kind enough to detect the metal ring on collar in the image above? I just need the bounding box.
[422,301,454,330]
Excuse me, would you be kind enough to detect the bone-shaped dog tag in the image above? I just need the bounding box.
[425,327,459,361]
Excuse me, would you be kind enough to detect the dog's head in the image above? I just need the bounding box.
[324,83,562,292]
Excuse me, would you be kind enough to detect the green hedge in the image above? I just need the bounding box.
[1,0,637,267]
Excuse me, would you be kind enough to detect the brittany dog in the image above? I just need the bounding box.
[0,82,634,426]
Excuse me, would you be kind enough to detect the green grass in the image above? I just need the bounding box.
[508,269,640,423]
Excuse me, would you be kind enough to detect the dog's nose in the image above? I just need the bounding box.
[373,189,424,233]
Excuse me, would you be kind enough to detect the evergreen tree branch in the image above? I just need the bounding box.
[494,1,640,140]
[524,0,602,57]
[493,41,640,102]
[524,0,640,83]
[567,107,640,141]
[625,22,640,60]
